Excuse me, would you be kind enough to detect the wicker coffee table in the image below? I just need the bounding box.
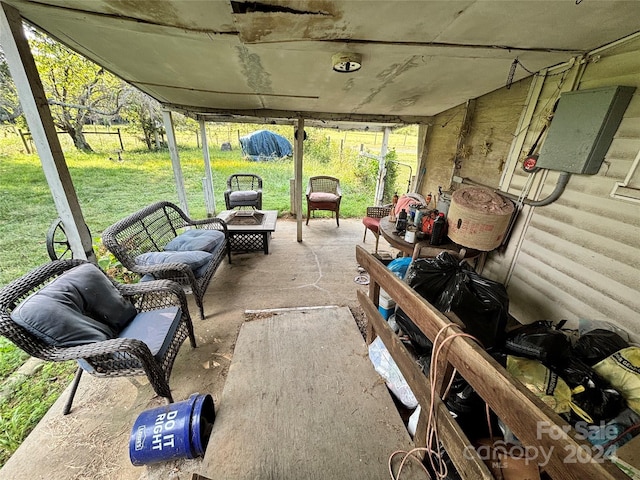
[216,210,277,254]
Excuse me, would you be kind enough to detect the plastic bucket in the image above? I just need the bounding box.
[129,393,215,466]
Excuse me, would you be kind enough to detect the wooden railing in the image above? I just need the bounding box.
[356,245,627,480]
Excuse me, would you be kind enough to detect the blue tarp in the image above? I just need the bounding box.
[239,130,293,161]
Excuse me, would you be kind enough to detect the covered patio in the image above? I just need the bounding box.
[1,1,640,479]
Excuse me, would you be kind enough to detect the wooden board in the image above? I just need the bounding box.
[199,306,422,479]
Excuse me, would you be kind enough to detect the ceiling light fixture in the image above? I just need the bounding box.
[332,52,362,73]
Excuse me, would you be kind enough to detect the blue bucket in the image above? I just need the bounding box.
[129,393,215,466]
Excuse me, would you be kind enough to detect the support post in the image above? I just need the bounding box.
[373,127,391,205]
[199,118,216,216]
[0,3,95,261]
[162,109,189,215]
[294,119,304,242]
[414,123,430,194]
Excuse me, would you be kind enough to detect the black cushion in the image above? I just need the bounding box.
[11,263,137,347]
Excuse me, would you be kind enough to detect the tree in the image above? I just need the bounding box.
[28,29,125,152]
[120,86,164,150]
[0,48,22,124]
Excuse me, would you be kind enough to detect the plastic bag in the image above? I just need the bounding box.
[402,251,509,350]
[404,252,460,305]
[552,355,625,423]
[445,373,493,439]
[408,405,421,437]
[573,329,630,366]
[505,320,572,367]
[507,356,593,423]
[555,356,596,388]
[578,319,632,343]
[394,308,433,354]
[434,268,510,350]
[368,336,418,408]
[572,387,626,424]
[386,257,413,280]
[593,347,640,415]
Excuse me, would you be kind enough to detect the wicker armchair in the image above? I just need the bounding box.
[362,205,392,253]
[224,173,263,210]
[0,259,196,414]
[306,176,342,226]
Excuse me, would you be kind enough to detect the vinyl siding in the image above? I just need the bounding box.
[487,35,640,339]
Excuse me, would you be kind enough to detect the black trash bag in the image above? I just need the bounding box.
[404,253,461,305]
[445,374,496,440]
[556,356,596,389]
[394,307,434,354]
[572,329,630,366]
[552,356,626,423]
[504,320,572,367]
[395,253,459,353]
[572,388,626,424]
[434,267,510,350]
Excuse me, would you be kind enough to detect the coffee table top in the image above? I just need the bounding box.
[217,210,277,232]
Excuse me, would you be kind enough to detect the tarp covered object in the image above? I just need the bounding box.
[239,130,293,161]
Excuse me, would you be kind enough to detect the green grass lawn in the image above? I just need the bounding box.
[0,122,418,467]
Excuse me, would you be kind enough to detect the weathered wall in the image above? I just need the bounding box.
[418,34,640,338]
[419,104,465,201]
[456,79,532,188]
[418,77,532,200]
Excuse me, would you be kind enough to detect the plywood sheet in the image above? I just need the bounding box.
[199,307,421,479]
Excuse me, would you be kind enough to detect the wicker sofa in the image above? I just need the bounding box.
[102,201,230,319]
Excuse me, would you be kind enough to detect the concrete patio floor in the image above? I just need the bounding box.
[1,217,396,480]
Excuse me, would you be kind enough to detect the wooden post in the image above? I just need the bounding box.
[373,127,391,205]
[117,128,124,150]
[414,123,431,193]
[18,128,31,153]
[199,118,216,216]
[162,109,189,215]
[289,178,295,215]
[295,119,304,242]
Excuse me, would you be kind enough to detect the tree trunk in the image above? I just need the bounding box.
[66,125,93,152]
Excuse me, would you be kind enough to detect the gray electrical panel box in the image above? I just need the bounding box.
[537,86,635,174]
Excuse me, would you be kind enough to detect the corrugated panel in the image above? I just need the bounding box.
[492,37,640,338]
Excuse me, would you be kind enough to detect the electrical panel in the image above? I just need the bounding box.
[537,86,635,174]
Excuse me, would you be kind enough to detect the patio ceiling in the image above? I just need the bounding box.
[3,0,640,128]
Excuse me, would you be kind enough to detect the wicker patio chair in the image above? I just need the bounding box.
[362,205,392,253]
[0,259,196,414]
[224,173,263,210]
[306,175,342,226]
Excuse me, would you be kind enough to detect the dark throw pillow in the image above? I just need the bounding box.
[164,229,225,253]
[11,263,137,347]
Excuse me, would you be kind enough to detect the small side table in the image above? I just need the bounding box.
[216,210,278,254]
